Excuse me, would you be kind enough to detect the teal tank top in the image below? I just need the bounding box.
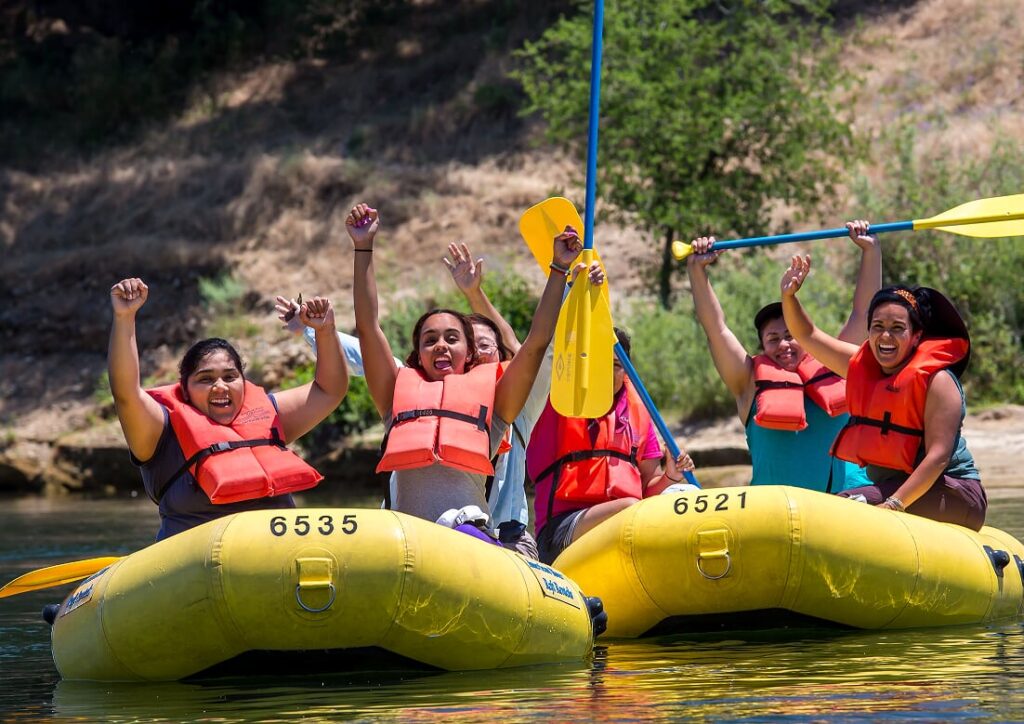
[865,370,979,485]
[745,397,870,492]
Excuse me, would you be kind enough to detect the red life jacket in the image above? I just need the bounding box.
[378,363,500,475]
[147,381,322,504]
[752,354,847,431]
[530,380,653,512]
[831,338,969,473]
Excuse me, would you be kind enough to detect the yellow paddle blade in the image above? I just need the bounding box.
[518,196,612,308]
[0,557,121,599]
[551,262,616,419]
[519,197,585,274]
[915,193,1024,238]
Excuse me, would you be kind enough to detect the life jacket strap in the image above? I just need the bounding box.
[153,428,287,503]
[754,379,804,392]
[392,405,490,432]
[847,412,924,439]
[536,448,639,489]
[379,405,492,463]
[803,370,841,386]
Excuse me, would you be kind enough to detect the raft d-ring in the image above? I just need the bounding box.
[295,582,336,613]
[697,552,731,580]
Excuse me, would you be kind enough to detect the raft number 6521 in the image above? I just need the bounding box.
[674,492,747,516]
[270,514,358,537]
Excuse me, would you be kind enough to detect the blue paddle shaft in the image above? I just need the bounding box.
[582,0,604,252]
[614,343,701,488]
[583,2,696,487]
[711,220,914,251]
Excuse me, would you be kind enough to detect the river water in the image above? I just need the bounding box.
[4,492,1024,722]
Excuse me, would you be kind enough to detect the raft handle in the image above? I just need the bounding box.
[697,552,731,580]
[295,582,336,613]
[984,546,1011,578]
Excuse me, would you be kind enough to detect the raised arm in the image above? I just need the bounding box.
[273,296,349,443]
[493,227,583,423]
[348,203,400,418]
[837,220,883,344]
[108,278,166,461]
[443,242,521,354]
[686,238,754,399]
[780,255,860,377]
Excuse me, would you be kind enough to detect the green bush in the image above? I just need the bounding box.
[288,370,380,446]
[854,130,1024,406]
[199,273,259,339]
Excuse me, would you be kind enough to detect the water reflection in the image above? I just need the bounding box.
[44,624,1024,721]
[3,494,1024,721]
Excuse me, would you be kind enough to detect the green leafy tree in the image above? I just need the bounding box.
[515,0,856,307]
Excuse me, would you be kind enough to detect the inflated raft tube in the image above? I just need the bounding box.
[52,509,595,681]
[553,485,1024,638]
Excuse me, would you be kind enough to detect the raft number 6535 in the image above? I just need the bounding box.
[674,492,746,516]
[270,514,358,536]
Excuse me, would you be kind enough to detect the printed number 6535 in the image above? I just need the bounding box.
[270,514,357,537]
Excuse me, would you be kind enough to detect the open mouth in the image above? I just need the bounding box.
[433,358,452,371]
[209,398,232,409]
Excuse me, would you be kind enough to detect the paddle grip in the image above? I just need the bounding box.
[614,343,701,488]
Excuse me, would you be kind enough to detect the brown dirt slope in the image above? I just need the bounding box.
[1,0,1022,492]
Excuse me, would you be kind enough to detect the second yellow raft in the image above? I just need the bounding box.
[553,485,1024,637]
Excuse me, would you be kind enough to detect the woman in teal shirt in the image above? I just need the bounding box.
[685,220,882,492]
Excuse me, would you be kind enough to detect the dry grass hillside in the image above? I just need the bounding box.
[1,0,1022,491]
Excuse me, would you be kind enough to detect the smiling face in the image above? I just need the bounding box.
[471,322,500,365]
[759,317,805,372]
[417,312,471,381]
[184,349,246,424]
[869,302,923,373]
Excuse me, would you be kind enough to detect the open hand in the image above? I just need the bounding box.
[780,255,811,298]
[298,296,335,331]
[274,295,305,335]
[110,278,148,317]
[846,219,879,251]
[442,242,483,293]
[552,225,583,270]
[686,236,721,270]
[345,203,378,250]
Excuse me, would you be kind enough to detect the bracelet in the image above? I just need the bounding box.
[884,496,906,512]
[665,473,684,483]
[354,248,374,254]
[549,261,569,275]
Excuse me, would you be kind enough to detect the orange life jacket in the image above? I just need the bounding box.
[147,381,322,504]
[531,380,653,508]
[378,363,501,475]
[752,354,847,431]
[831,338,969,473]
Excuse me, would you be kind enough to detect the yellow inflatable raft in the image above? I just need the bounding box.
[553,486,1024,638]
[52,508,596,681]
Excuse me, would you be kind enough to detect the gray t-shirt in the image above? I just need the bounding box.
[391,415,510,524]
